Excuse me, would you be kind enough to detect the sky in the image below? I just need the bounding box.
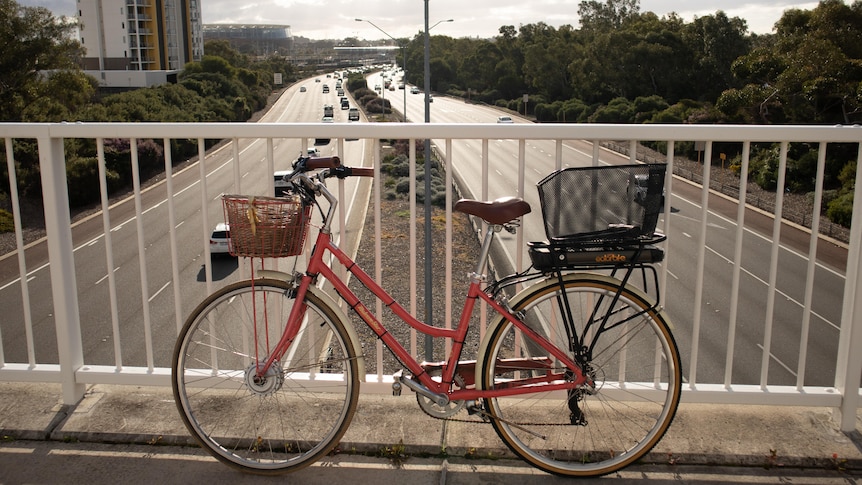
[18,0,821,40]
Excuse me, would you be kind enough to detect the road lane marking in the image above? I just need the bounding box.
[0,266,45,292]
[757,343,797,378]
[95,267,120,285]
[675,193,844,279]
[705,244,837,331]
[149,281,171,302]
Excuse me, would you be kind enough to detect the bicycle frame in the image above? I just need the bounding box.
[176,162,680,478]
[260,224,590,402]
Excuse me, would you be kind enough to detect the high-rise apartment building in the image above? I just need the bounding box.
[77,0,204,88]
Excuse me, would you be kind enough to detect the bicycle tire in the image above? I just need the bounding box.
[172,278,359,475]
[480,273,681,477]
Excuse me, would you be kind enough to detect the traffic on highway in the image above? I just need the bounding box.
[0,67,851,395]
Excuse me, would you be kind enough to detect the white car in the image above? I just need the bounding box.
[209,223,232,255]
[497,116,514,124]
[322,116,334,123]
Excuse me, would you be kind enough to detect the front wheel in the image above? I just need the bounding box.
[172,279,359,475]
[480,274,681,477]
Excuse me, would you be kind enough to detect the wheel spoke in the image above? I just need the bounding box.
[482,275,680,477]
[172,280,359,474]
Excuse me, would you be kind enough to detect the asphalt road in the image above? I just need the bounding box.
[0,76,372,369]
[372,69,849,388]
[1,71,850,389]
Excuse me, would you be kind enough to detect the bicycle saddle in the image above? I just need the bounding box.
[454,197,531,225]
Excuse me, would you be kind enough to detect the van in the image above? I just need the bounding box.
[348,108,360,121]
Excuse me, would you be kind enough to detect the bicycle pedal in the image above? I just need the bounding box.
[392,370,404,396]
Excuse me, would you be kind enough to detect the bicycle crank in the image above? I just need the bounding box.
[416,373,466,419]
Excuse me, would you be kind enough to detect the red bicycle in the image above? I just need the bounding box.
[171,156,680,477]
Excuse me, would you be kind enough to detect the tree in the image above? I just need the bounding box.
[570,12,693,103]
[0,0,86,120]
[683,11,751,101]
[727,0,862,125]
[21,70,97,122]
[204,40,248,68]
[521,23,579,101]
[578,0,641,30]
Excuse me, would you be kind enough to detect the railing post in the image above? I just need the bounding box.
[38,135,85,404]
[834,147,862,431]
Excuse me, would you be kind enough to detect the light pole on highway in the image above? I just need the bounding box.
[355,18,408,121]
[423,18,454,125]
[422,3,453,361]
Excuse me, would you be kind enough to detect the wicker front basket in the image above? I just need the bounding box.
[222,195,311,258]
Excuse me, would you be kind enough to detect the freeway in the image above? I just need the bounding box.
[1,69,850,390]
[369,70,849,388]
[0,75,372,369]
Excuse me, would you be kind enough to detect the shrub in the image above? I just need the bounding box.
[66,156,102,206]
[364,97,391,114]
[395,178,410,194]
[827,192,853,227]
[0,209,13,233]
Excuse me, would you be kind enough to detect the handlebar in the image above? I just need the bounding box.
[302,156,341,171]
[282,156,373,235]
[291,156,374,179]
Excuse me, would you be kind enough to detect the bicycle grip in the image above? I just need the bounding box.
[304,156,342,170]
[350,167,375,177]
[329,166,375,179]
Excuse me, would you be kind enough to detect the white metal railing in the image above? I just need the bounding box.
[1,122,862,431]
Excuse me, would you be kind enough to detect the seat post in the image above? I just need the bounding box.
[471,224,501,280]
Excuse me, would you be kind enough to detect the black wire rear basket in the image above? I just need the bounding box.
[536,163,666,247]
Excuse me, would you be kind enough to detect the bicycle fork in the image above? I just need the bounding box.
[249,272,313,379]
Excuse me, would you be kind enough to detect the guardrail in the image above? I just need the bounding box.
[1,122,861,431]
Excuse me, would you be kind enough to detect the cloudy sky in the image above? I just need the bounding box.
[19,0,820,40]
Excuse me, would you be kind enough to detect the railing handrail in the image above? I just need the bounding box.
[3,121,862,143]
[1,121,861,431]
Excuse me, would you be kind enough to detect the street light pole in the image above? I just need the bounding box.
[355,18,407,121]
[423,0,433,362]
[421,8,454,361]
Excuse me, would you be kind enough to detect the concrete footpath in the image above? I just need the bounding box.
[1,382,862,484]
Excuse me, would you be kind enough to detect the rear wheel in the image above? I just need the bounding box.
[172,279,359,474]
[480,274,681,477]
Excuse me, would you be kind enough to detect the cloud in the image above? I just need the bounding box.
[16,0,821,39]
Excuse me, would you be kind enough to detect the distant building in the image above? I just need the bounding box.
[202,24,292,57]
[77,0,204,88]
